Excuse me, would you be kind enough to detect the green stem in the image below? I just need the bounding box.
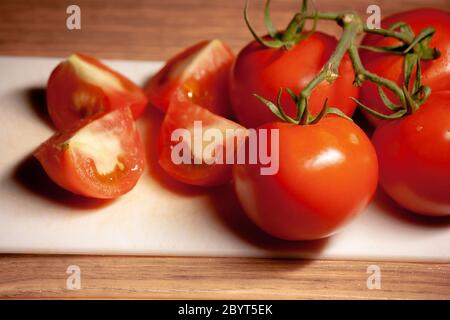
[362,26,412,43]
[295,12,362,121]
[348,45,407,109]
[304,11,340,21]
[248,0,439,124]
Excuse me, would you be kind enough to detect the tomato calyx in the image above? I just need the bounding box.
[351,50,432,120]
[353,19,442,120]
[255,91,352,125]
[360,23,441,61]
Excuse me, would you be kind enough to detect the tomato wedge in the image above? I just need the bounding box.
[145,40,235,117]
[34,107,145,199]
[47,53,148,130]
[158,91,246,186]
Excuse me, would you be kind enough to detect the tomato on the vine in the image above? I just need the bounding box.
[233,116,378,240]
[230,32,358,128]
[372,91,450,216]
[359,8,450,126]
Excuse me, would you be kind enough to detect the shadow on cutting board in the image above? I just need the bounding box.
[373,188,450,227]
[25,87,54,129]
[207,184,330,261]
[12,155,113,210]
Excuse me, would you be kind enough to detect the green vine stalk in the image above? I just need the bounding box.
[245,0,441,124]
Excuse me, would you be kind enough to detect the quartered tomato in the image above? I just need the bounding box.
[229,32,358,128]
[372,91,450,216]
[158,90,246,186]
[47,53,148,130]
[34,107,145,199]
[359,8,450,125]
[145,40,235,117]
[233,117,378,240]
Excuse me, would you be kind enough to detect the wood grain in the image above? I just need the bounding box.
[0,255,449,299]
[0,0,449,299]
[1,0,449,60]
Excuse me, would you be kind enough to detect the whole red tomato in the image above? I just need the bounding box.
[229,32,358,128]
[233,116,378,240]
[372,91,450,216]
[359,8,450,126]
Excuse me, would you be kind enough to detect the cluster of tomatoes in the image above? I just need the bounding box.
[34,8,449,241]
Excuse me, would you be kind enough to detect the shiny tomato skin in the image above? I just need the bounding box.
[145,40,235,117]
[372,92,450,216]
[34,107,145,199]
[158,90,246,186]
[233,117,378,240]
[229,32,359,128]
[47,53,148,131]
[359,9,450,126]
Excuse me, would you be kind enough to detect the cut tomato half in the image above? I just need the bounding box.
[34,107,145,199]
[146,40,235,117]
[47,53,148,130]
[158,90,246,186]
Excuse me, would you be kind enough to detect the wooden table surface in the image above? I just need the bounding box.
[0,0,449,299]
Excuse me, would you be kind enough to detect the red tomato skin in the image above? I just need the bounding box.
[158,91,246,186]
[359,8,450,126]
[146,41,208,113]
[233,118,378,240]
[145,40,235,117]
[229,32,359,128]
[47,53,148,131]
[34,107,145,199]
[372,92,450,216]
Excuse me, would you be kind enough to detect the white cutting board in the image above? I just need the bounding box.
[0,56,449,262]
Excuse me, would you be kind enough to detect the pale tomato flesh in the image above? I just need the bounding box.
[34,107,145,199]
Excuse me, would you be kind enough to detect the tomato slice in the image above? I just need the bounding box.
[158,90,246,186]
[359,9,450,126]
[47,53,148,130]
[34,107,145,199]
[145,40,235,117]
